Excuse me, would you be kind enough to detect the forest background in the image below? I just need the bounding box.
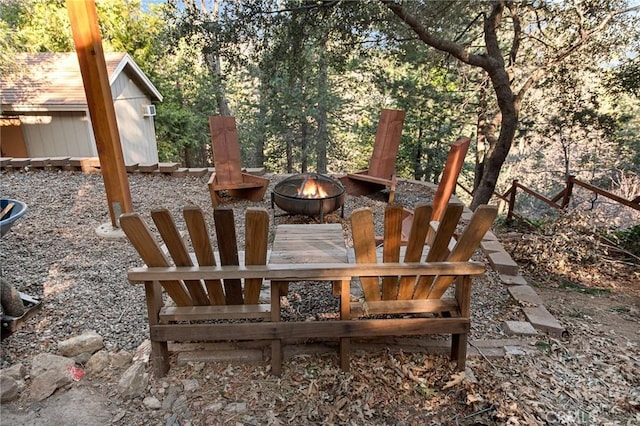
[1,0,639,229]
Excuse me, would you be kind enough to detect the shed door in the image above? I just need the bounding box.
[0,117,28,157]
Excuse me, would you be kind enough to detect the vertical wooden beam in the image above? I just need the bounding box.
[67,0,132,227]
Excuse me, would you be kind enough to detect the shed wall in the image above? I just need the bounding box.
[111,70,159,165]
[21,111,96,158]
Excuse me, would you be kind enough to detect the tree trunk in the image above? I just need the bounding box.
[316,43,329,174]
[204,52,231,116]
[470,63,518,210]
[301,118,310,173]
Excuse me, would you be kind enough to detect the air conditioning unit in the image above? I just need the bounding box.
[143,104,156,117]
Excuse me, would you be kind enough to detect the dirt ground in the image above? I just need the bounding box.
[0,387,115,425]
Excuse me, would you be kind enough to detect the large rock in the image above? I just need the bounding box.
[58,331,104,357]
[118,362,148,398]
[29,353,76,402]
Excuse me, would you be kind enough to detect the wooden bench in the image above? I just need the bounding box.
[123,202,496,377]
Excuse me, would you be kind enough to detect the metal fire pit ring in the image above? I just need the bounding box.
[271,173,345,222]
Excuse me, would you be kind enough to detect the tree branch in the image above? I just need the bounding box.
[380,0,489,69]
[483,1,505,69]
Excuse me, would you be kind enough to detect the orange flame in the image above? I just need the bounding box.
[297,177,328,198]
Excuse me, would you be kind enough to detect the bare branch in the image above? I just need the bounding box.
[506,3,521,67]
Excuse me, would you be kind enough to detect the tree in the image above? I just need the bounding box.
[380,0,640,209]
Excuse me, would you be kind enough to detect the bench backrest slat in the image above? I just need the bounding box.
[183,206,225,305]
[123,206,269,307]
[368,109,405,179]
[243,208,270,304]
[352,203,497,302]
[214,208,244,305]
[120,213,193,306]
[152,208,210,305]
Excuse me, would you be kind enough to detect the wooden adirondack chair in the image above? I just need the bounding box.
[346,202,497,370]
[400,136,471,243]
[120,206,273,377]
[207,116,269,207]
[339,109,406,203]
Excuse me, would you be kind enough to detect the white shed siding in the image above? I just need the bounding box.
[20,112,96,157]
[111,71,159,165]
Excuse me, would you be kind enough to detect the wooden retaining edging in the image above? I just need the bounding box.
[0,156,266,177]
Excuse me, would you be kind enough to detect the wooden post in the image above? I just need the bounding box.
[507,179,518,220]
[67,0,133,227]
[562,175,575,208]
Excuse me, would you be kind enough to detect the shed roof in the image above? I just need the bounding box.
[1,52,163,113]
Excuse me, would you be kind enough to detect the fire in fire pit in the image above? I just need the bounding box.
[271,173,345,222]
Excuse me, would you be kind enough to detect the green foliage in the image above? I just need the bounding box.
[607,225,640,257]
[0,0,73,51]
[2,0,638,185]
[152,38,219,166]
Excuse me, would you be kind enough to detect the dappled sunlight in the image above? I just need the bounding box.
[70,182,99,216]
[43,265,73,297]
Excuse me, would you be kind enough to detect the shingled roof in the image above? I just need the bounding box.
[1,52,162,113]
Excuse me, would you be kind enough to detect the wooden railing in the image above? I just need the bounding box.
[457,175,640,221]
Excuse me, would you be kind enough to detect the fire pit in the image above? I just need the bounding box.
[271,173,345,222]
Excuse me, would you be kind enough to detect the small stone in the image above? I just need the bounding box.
[112,410,126,423]
[74,352,92,364]
[0,375,20,402]
[143,396,162,410]
[181,379,199,393]
[224,402,247,413]
[205,402,225,412]
[86,350,111,375]
[162,385,180,410]
[172,394,188,413]
[505,346,528,356]
[110,350,133,369]
[133,340,151,364]
[1,363,26,380]
[503,321,538,336]
[58,331,104,357]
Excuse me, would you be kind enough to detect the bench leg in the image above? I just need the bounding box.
[145,281,170,377]
[452,276,472,371]
[270,281,284,376]
[451,333,467,371]
[339,279,351,371]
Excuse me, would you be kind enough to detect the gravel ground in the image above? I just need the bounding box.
[5,170,636,425]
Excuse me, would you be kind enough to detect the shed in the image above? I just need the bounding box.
[0,52,162,165]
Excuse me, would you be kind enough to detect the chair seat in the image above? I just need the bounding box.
[211,180,267,191]
[346,171,394,186]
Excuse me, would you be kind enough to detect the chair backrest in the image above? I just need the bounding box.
[351,202,496,303]
[120,206,269,306]
[367,109,406,179]
[430,137,470,223]
[209,116,244,185]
